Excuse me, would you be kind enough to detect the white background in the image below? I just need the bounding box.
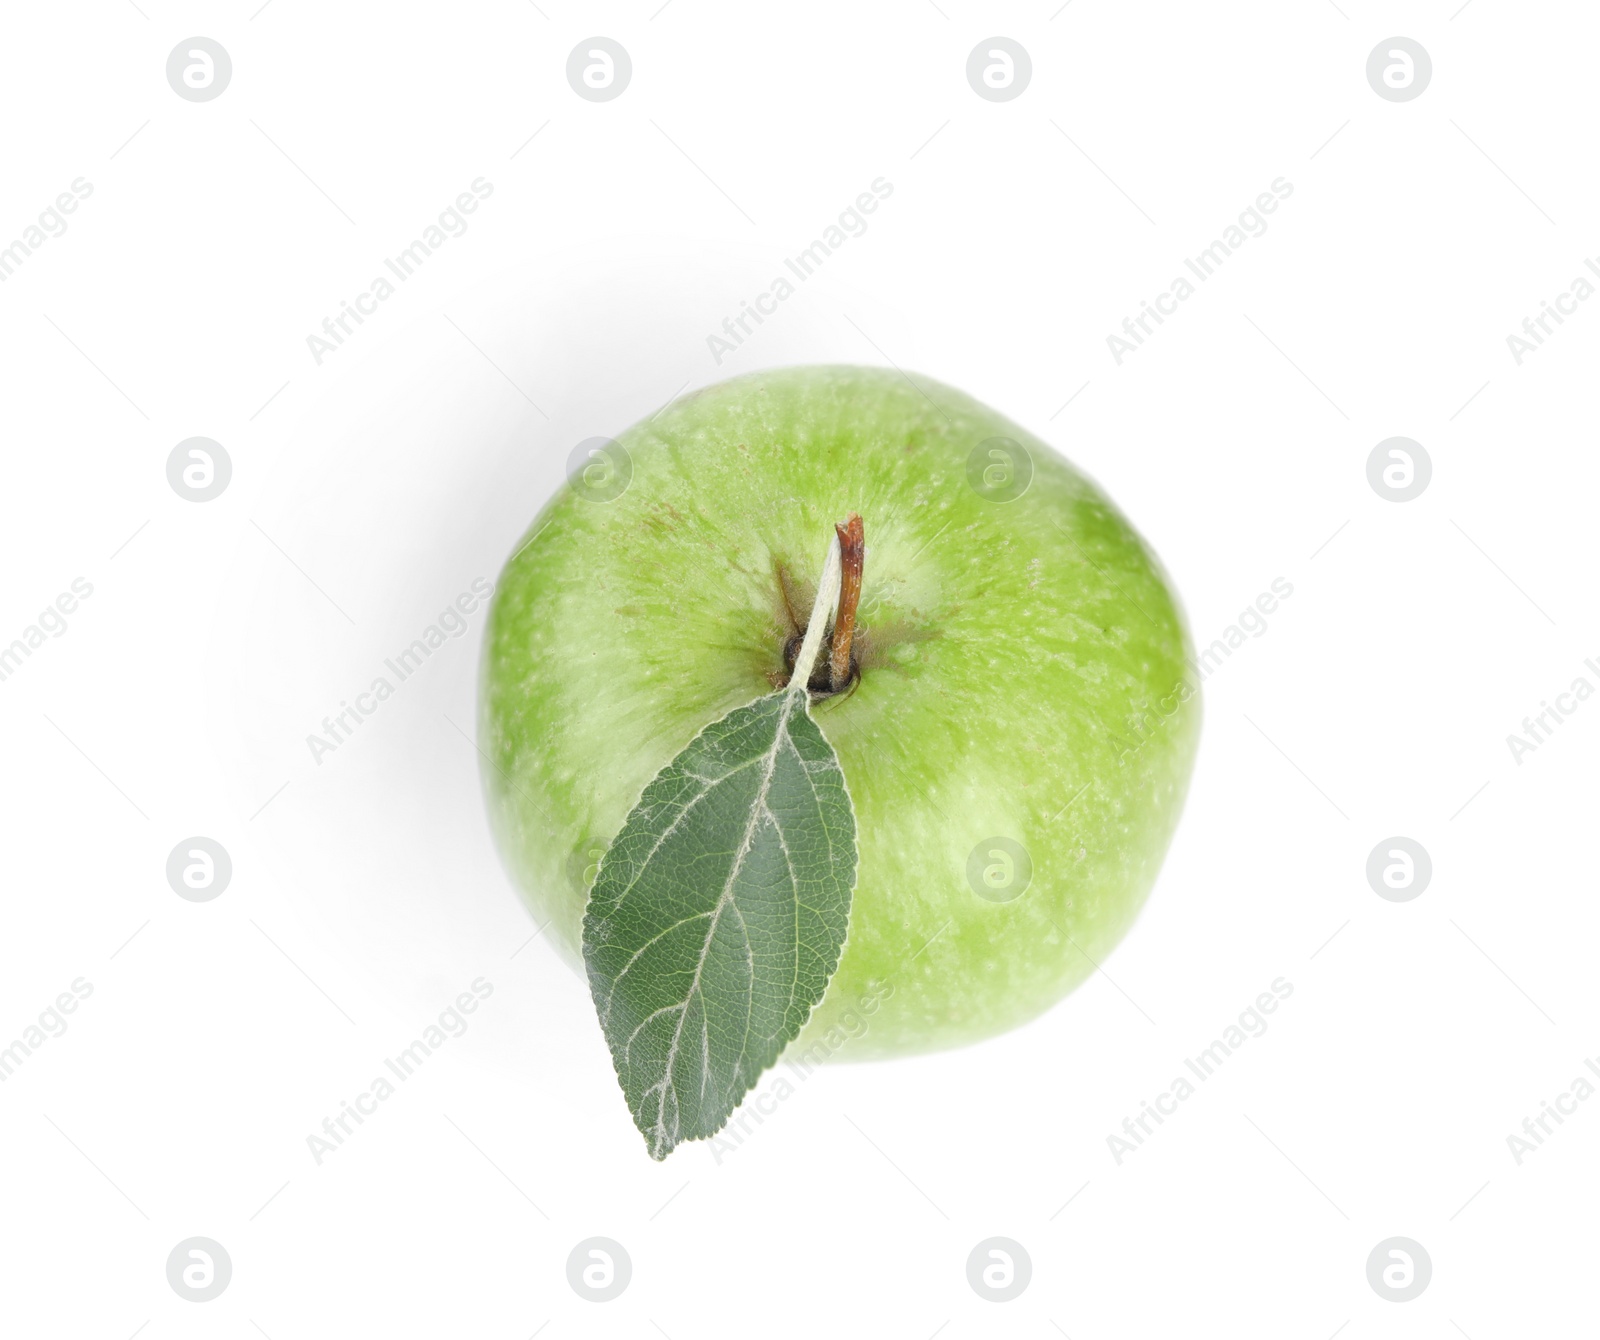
[1,2,1595,1336]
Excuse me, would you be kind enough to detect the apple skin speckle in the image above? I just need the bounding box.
[480,365,1199,1060]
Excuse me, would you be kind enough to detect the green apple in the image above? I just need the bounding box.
[480,364,1199,1060]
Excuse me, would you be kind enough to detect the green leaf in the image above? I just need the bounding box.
[582,687,857,1159]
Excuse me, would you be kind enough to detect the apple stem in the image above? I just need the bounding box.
[828,513,864,692]
[788,531,842,698]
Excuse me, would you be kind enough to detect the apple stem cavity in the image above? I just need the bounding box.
[828,513,864,693]
[788,529,842,699]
